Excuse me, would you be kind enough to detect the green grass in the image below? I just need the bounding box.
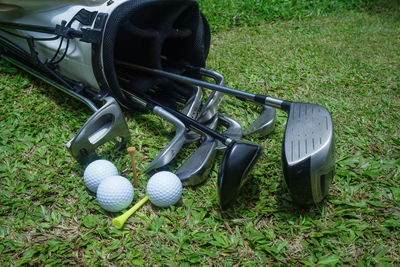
[1,3,400,266]
[198,0,391,32]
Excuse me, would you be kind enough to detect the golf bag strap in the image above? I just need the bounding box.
[71,9,98,26]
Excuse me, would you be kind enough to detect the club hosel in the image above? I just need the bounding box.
[225,137,234,146]
[255,95,291,111]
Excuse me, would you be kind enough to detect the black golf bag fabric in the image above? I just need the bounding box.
[101,0,211,111]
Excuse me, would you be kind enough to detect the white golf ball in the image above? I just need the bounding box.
[146,171,182,208]
[84,160,118,193]
[97,176,134,212]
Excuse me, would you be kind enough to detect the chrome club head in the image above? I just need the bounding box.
[282,103,335,205]
[243,105,276,137]
[175,134,217,186]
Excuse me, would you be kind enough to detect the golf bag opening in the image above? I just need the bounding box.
[102,0,210,111]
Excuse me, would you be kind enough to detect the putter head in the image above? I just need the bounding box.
[282,103,335,205]
[243,105,276,137]
[175,135,217,186]
[144,106,186,173]
[66,97,130,164]
[218,141,262,210]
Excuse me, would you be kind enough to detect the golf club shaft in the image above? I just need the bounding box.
[115,61,288,111]
[121,89,233,146]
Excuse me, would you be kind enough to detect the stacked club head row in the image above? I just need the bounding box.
[115,73,224,186]
[117,50,275,180]
[174,86,221,186]
[143,69,277,186]
[142,72,231,186]
[116,62,335,207]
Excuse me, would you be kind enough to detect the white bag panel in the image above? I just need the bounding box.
[0,1,132,91]
[0,1,108,13]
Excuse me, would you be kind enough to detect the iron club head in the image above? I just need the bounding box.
[243,105,276,137]
[175,134,217,186]
[197,91,224,123]
[184,112,218,144]
[144,106,186,173]
[144,87,202,172]
[181,86,203,119]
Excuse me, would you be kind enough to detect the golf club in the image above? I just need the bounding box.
[243,105,276,137]
[119,76,220,186]
[156,89,218,185]
[175,134,217,186]
[119,77,218,179]
[181,86,203,120]
[181,69,225,142]
[122,89,262,210]
[116,61,335,205]
[117,76,191,173]
[184,108,219,144]
[175,113,243,185]
[198,91,224,123]
[216,114,243,150]
[195,68,225,123]
[142,104,186,173]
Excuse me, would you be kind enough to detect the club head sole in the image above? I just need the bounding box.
[175,135,217,186]
[243,105,276,137]
[282,103,335,205]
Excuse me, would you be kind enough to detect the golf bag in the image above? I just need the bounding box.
[0,0,212,163]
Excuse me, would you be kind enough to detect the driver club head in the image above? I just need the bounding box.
[218,141,262,210]
[243,105,276,137]
[282,103,335,205]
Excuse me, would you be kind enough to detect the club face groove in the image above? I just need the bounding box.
[282,103,335,205]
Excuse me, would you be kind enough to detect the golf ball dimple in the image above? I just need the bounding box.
[84,160,118,193]
[146,171,182,208]
[97,176,134,212]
